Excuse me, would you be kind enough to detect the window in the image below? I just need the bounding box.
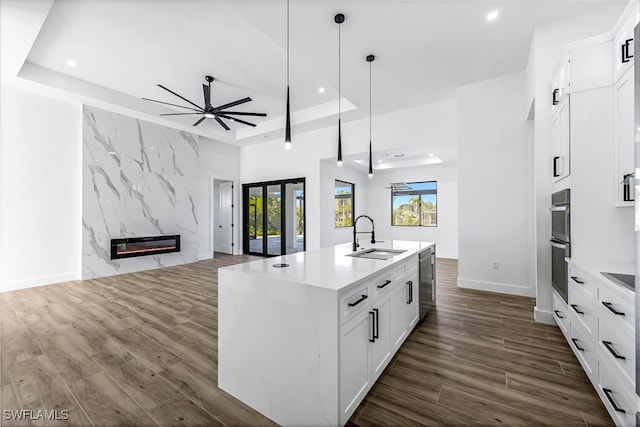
[391,181,437,227]
[335,180,354,227]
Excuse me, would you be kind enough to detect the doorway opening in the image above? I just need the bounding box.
[213,179,234,255]
[243,178,305,256]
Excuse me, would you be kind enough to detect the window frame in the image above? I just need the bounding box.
[390,180,438,227]
[334,179,355,228]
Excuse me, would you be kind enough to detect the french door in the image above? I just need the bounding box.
[243,178,305,257]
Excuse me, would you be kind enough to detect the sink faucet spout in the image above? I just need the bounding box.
[353,215,376,252]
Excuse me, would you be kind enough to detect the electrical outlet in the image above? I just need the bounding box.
[491,261,499,270]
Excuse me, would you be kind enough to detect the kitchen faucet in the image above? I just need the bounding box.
[353,215,376,251]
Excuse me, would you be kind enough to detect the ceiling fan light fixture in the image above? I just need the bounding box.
[204,112,215,119]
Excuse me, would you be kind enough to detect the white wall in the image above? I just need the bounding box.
[525,4,629,320]
[363,165,459,259]
[241,99,458,251]
[457,72,534,297]
[0,85,82,291]
[319,160,368,247]
[198,137,241,258]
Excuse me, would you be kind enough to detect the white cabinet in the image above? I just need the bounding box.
[551,95,571,182]
[370,297,393,380]
[613,67,635,207]
[405,272,419,331]
[339,307,372,420]
[612,2,639,83]
[390,279,410,349]
[559,260,638,427]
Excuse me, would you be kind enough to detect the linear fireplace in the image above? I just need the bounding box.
[110,235,180,260]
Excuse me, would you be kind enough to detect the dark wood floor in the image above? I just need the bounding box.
[0,255,611,426]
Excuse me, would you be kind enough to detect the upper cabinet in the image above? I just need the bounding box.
[551,95,570,182]
[614,67,635,207]
[613,2,639,83]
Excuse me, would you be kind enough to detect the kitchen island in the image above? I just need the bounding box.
[218,240,435,427]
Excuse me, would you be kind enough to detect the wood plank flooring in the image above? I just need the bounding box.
[0,256,612,426]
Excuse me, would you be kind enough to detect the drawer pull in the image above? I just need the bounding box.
[570,304,584,315]
[602,341,626,360]
[377,279,392,289]
[570,276,584,284]
[369,311,376,343]
[603,388,626,413]
[348,295,368,307]
[602,301,625,316]
[553,310,564,319]
[571,338,584,351]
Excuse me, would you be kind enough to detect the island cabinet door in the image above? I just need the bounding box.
[339,306,373,423]
[390,282,409,350]
[371,298,393,380]
[405,273,419,330]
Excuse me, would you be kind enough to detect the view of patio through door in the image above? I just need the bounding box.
[243,178,305,257]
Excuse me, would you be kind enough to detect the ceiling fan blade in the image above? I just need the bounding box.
[215,117,231,131]
[142,98,203,112]
[217,114,256,127]
[157,84,203,110]
[193,117,206,126]
[218,111,267,117]
[159,113,203,116]
[212,97,252,112]
[203,84,211,108]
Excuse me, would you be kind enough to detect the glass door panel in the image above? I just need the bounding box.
[285,181,305,254]
[248,186,264,254]
[266,185,282,256]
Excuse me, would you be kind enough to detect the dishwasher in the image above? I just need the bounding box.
[419,247,435,321]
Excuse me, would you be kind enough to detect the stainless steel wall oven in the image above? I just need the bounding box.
[550,189,571,303]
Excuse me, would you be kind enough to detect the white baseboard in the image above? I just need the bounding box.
[0,272,80,293]
[434,252,458,260]
[534,306,555,325]
[457,278,535,298]
[198,253,212,261]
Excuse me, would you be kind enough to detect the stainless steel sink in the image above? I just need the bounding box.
[346,248,407,260]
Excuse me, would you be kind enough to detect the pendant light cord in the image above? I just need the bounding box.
[287,0,290,87]
[338,21,341,119]
[369,60,372,142]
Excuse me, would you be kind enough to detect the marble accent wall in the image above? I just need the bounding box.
[82,106,199,279]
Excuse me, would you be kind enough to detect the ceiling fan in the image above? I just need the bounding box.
[142,75,266,130]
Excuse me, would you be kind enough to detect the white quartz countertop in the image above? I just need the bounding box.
[568,257,635,292]
[219,240,434,291]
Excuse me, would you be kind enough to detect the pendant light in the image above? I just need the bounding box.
[284,0,292,150]
[367,54,375,178]
[335,13,345,166]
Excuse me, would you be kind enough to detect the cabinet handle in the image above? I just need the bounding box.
[348,294,368,307]
[373,308,379,340]
[570,276,584,284]
[603,388,626,413]
[552,88,559,105]
[622,173,635,202]
[570,304,584,315]
[602,341,626,360]
[602,301,625,316]
[377,279,392,289]
[571,338,584,351]
[406,280,413,304]
[369,311,376,343]
[621,38,634,63]
[553,156,560,177]
[554,310,564,319]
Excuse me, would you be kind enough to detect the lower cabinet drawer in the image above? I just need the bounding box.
[340,283,371,324]
[598,319,635,388]
[552,291,570,337]
[569,285,596,335]
[570,319,596,379]
[598,355,638,427]
[598,278,635,336]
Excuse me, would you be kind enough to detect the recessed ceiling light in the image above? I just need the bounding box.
[394,154,405,158]
[429,153,435,157]
[377,159,382,163]
[66,59,77,67]
[318,87,325,93]
[486,10,499,21]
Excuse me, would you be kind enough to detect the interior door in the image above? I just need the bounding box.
[217,182,233,254]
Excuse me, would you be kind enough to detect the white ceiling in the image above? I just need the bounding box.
[3,0,628,149]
